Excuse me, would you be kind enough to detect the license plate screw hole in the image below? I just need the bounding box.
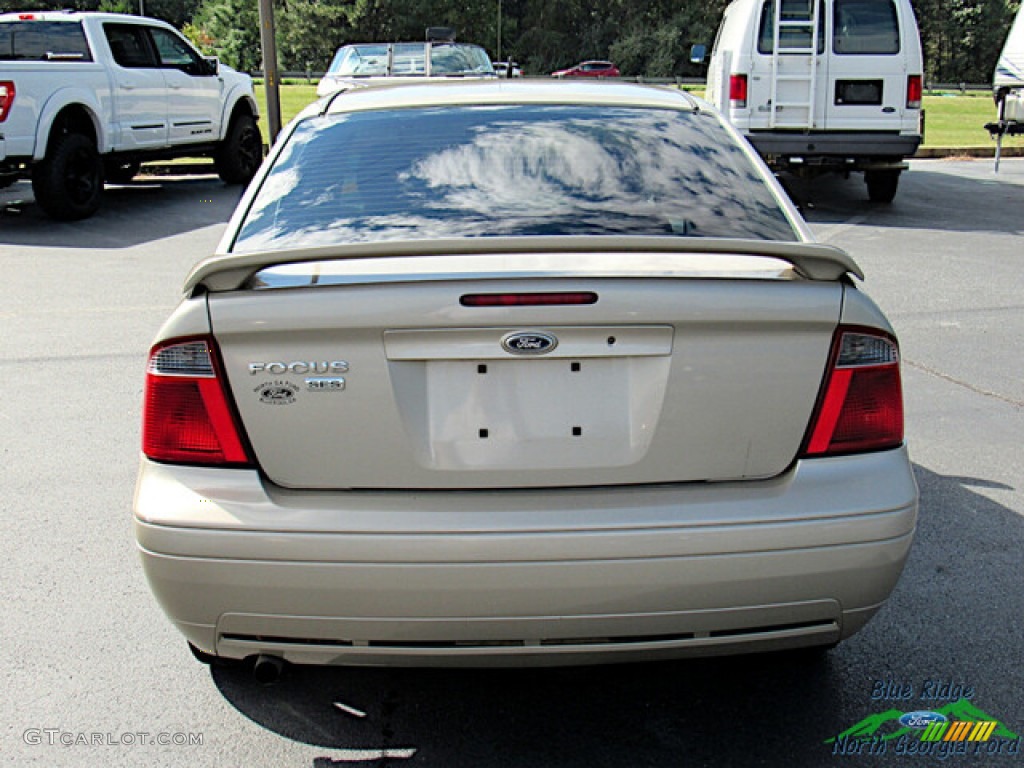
[572,426,583,436]
[571,362,581,372]
[607,336,616,346]
[479,428,489,439]
[477,364,487,374]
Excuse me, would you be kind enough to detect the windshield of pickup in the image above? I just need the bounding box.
[0,20,92,61]
[232,104,798,253]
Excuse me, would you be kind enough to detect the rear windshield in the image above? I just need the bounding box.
[0,20,92,61]
[232,105,797,253]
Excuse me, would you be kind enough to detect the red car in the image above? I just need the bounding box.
[551,60,620,78]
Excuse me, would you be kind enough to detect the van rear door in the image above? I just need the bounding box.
[747,0,828,131]
[823,0,913,131]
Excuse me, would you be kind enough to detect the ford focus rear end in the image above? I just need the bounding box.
[134,81,917,668]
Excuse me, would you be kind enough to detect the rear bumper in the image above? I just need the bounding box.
[745,131,921,166]
[134,448,918,666]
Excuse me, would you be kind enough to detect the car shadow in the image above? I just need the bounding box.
[207,463,1023,767]
[0,176,243,248]
[784,159,1024,236]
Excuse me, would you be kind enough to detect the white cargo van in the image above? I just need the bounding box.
[702,0,924,202]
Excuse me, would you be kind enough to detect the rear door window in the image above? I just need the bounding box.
[833,0,900,54]
[104,23,158,68]
[757,0,826,54]
[0,20,92,61]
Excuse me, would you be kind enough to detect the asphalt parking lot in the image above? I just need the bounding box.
[1,160,1022,767]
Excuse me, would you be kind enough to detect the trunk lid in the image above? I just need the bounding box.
[207,247,847,490]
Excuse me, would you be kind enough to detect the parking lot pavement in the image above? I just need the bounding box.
[1,161,1022,767]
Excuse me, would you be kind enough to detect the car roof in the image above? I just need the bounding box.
[312,80,704,118]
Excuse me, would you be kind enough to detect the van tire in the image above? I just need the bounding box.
[214,113,263,185]
[865,170,900,203]
[32,132,104,220]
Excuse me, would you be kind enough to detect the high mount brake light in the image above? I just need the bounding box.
[802,328,904,457]
[142,337,252,466]
[460,292,598,307]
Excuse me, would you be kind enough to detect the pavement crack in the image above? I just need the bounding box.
[905,359,1024,408]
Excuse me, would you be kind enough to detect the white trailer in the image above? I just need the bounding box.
[986,5,1024,170]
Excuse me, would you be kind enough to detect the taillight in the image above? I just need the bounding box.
[0,81,14,123]
[729,74,748,109]
[143,337,252,466]
[802,328,903,457]
[907,75,922,110]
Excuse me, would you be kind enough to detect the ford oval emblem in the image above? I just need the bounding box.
[899,711,948,729]
[502,331,558,356]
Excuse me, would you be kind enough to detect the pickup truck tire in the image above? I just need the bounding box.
[865,170,900,204]
[32,132,103,220]
[214,114,262,185]
[105,159,141,184]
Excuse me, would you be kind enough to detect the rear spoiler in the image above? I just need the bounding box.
[185,236,863,294]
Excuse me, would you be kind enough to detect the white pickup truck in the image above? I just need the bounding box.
[0,10,262,219]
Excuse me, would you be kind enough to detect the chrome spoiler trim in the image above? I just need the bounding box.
[185,236,863,293]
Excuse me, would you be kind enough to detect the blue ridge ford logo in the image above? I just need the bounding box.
[899,711,948,729]
[501,331,558,355]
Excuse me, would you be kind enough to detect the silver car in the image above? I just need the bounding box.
[135,81,917,675]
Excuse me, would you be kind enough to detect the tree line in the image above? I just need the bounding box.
[3,0,1020,84]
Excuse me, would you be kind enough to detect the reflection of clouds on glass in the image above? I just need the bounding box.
[233,106,796,254]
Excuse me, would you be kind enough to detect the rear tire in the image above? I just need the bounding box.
[32,132,103,220]
[214,113,263,185]
[865,169,900,203]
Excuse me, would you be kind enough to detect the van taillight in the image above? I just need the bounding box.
[729,74,748,109]
[802,329,904,457]
[0,82,14,123]
[907,75,922,109]
[143,337,252,466]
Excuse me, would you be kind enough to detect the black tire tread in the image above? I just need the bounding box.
[214,113,263,185]
[31,132,103,220]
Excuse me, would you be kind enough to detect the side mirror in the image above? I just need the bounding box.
[689,44,707,65]
[204,56,220,76]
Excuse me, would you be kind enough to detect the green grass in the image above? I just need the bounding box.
[253,81,1018,149]
[254,80,319,129]
[920,91,1020,149]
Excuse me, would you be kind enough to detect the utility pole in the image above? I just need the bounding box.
[257,0,283,143]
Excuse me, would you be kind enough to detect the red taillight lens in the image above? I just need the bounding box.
[802,329,904,457]
[729,74,748,109]
[142,337,252,466]
[907,75,922,109]
[0,81,15,123]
